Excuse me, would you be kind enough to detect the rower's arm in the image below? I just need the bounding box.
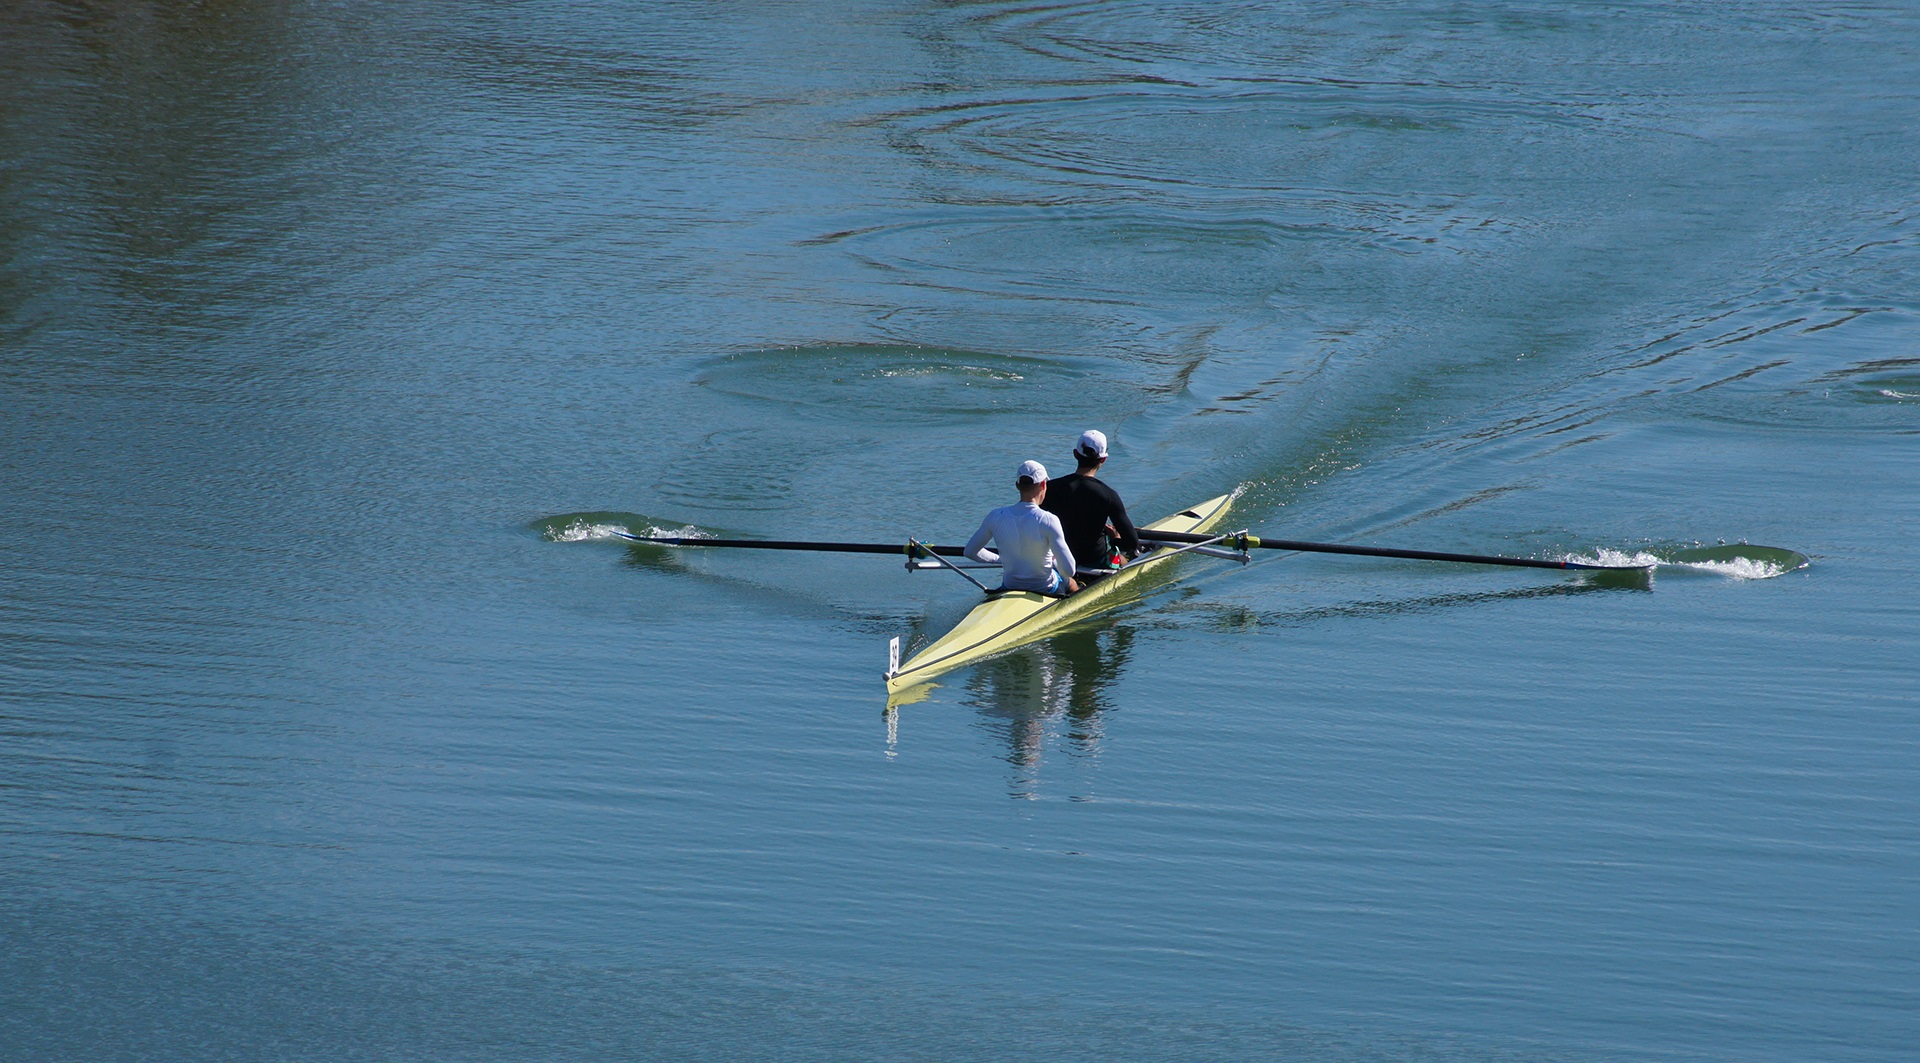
[1045,518,1077,578]
[964,518,998,564]
[1110,498,1140,557]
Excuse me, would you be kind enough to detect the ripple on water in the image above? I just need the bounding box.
[871,86,1544,223]
[956,0,1692,81]
[1697,355,1920,435]
[693,344,1132,422]
[1813,358,1920,406]
[809,210,1459,310]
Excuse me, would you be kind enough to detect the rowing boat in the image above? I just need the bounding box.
[606,487,1671,697]
[883,493,1236,696]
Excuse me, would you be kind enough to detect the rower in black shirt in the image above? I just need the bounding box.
[1039,430,1140,577]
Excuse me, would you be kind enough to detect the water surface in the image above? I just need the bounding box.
[4,2,1918,1060]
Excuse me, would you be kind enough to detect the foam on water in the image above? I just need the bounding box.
[872,364,1025,382]
[1664,556,1796,580]
[1576,547,1665,571]
[546,519,634,544]
[1569,546,1803,580]
[542,518,708,544]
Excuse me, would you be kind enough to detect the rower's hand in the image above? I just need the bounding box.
[1066,578,1081,594]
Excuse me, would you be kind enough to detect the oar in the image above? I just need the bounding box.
[1136,529,1647,572]
[613,531,967,557]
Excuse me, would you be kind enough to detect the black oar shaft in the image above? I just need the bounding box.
[615,533,966,557]
[1137,530,1632,571]
[617,530,1635,570]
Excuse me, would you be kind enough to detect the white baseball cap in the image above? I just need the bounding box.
[1076,429,1109,458]
[1016,459,1048,484]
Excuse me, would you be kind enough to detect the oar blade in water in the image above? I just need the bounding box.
[1568,544,1810,580]
[1659,544,1810,578]
[534,511,707,544]
[534,512,718,571]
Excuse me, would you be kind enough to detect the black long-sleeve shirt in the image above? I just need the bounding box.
[1039,473,1139,569]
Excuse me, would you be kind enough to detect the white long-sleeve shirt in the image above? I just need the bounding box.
[965,501,1077,592]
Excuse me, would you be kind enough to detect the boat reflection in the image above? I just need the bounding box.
[877,574,1645,768]
[960,625,1134,798]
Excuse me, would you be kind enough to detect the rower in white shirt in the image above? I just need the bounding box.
[965,460,1081,596]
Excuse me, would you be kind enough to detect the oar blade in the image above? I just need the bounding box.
[1658,544,1810,579]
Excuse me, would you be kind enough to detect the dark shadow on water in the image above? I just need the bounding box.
[1585,565,1655,591]
[617,542,701,575]
[890,575,1649,795]
[1169,576,1634,632]
[955,626,1135,799]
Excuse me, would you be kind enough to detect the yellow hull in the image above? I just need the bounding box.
[884,493,1235,696]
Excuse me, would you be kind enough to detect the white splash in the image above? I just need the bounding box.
[872,364,1024,381]
[546,519,632,543]
[546,520,707,544]
[1565,547,1791,580]
[1665,556,1792,580]
[1877,388,1918,400]
[1578,547,1664,569]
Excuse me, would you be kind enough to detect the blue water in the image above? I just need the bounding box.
[4,2,1918,1059]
